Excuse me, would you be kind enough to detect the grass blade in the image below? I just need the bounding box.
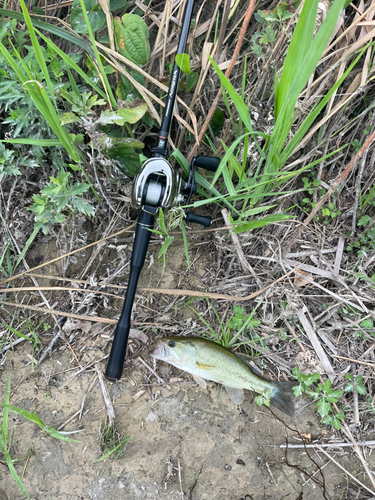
[19,0,56,108]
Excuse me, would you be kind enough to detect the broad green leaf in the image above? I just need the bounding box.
[70,0,106,33]
[317,399,331,417]
[210,109,225,136]
[114,14,150,66]
[292,385,303,397]
[186,72,199,92]
[175,53,190,74]
[360,318,373,329]
[110,0,127,10]
[117,100,148,123]
[107,144,142,177]
[61,112,81,125]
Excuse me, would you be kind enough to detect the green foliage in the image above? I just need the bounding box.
[254,389,272,408]
[70,0,106,34]
[186,72,199,92]
[29,171,94,234]
[190,302,261,350]
[292,367,348,429]
[344,373,367,395]
[113,13,150,66]
[96,420,131,462]
[175,53,191,74]
[347,223,375,256]
[204,0,351,233]
[351,138,361,152]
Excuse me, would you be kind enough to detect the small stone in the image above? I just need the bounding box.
[224,464,232,470]
[236,459,246,466]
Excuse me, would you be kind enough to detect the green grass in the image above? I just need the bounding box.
[95,420,130,462]
[199,0,368,233]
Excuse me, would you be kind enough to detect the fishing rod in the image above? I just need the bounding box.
[105,0,220,381]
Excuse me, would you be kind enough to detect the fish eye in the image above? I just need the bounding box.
[168,340,176,348]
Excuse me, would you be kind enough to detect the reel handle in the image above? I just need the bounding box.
[185,212,212,227]
[194,155,220,172]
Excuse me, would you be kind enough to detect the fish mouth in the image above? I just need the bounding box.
[150,339,169,359]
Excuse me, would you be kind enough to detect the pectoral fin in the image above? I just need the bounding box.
[224,386,244,405]
[193,375,207,389]
[196,361,215,370]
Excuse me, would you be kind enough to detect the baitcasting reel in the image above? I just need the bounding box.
[132,155,220,226]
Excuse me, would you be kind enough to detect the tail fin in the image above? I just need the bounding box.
[270,381,298,417]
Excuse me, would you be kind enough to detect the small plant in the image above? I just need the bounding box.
[254,388,272,408]
[292,368,344,430]
[344,373,367,395]
[29,171,95,234]
[347,216,375,256]
[96,419,130,462]
[189,302,261,349]
[301,175,341,224]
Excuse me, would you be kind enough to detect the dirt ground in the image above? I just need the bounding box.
[1,233,375,500]
[2,343,373,500]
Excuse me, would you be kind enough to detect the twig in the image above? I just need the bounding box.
[57,409,81,431]
[221,209,262,287]
[95,363,115,423]
[352,148,368,232]
[0,223,136,287]
[137,356,171,389]
[331,354,375,368]
[333,237,345,277]
[317,446,375,496]
[296,309,336,382]
[280,440,375,449]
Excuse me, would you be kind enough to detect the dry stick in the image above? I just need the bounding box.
[2,270,295,317]
[282,128,375,257]
[95,362,115,423]
[187,0,257,162]
[0,223,136,287]
[352,147,368,232]
[317,446,375,497]
[331,354,375,368]
[280,440,375,449]
[137,356,170,389]
[221,209,262,287]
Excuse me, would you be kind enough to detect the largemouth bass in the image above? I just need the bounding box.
[150,336,296,416]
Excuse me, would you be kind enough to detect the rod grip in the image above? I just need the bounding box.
[105,207,156,380]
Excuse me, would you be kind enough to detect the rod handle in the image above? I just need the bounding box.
[105,206,156,381]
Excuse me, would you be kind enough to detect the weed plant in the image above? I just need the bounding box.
[185,0,369,235]
[96,419,130,462]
